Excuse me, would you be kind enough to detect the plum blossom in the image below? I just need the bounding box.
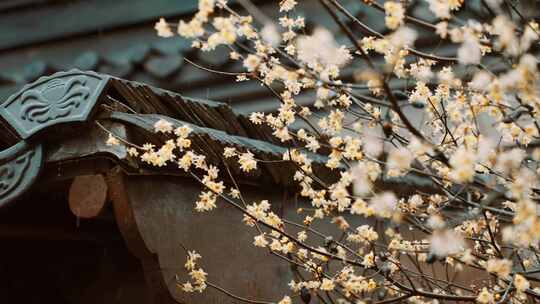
[429,229,465,257]
[370,192,397,218]
[457,33,482,65]
[384,2,405,30]
[154,119,174,133]
[154,18,173,37]
[279,0,297,12]
[296,27,352,69]
[261,23,280,47]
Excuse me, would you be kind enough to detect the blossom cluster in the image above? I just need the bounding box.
[137,0,540,302]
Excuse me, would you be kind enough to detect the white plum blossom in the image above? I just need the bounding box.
[426,0,451,19]
[370,192,397,218]
[429,229,465,257]
[457,34,482,65]
[278,296,292,304]
[279,0,297,12]
[362,133,383,158]
[449,147,476,183]
[389,26,417,48]
[253,234,269,247]
[425,0,463,19]
[469,71,492,91]
[106,133,120,146]
[243,54,261,72]
[352,162,379,196]
[154,18,174,37]
[387,147,414,176]
[152,2,540,302]
[296,27,352,69]
[261,23,280,47]
[435,21,448,38]
[384,1,405,30]
[154,119,174,133]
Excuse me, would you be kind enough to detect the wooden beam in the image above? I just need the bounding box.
[107,168,177,304]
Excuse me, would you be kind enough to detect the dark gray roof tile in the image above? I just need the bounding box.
[144,55,184,79]
[98,63,134,79]
[23,61,55,82]
[73,51,100,71]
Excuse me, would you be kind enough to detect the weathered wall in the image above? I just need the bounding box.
[125,175,375,303]
[124,175,492,303]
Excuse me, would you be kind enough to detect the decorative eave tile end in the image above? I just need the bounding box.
[0,142,43,208]
[0,69,110,139]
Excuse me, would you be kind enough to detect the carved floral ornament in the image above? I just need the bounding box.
[0,70,109,207]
